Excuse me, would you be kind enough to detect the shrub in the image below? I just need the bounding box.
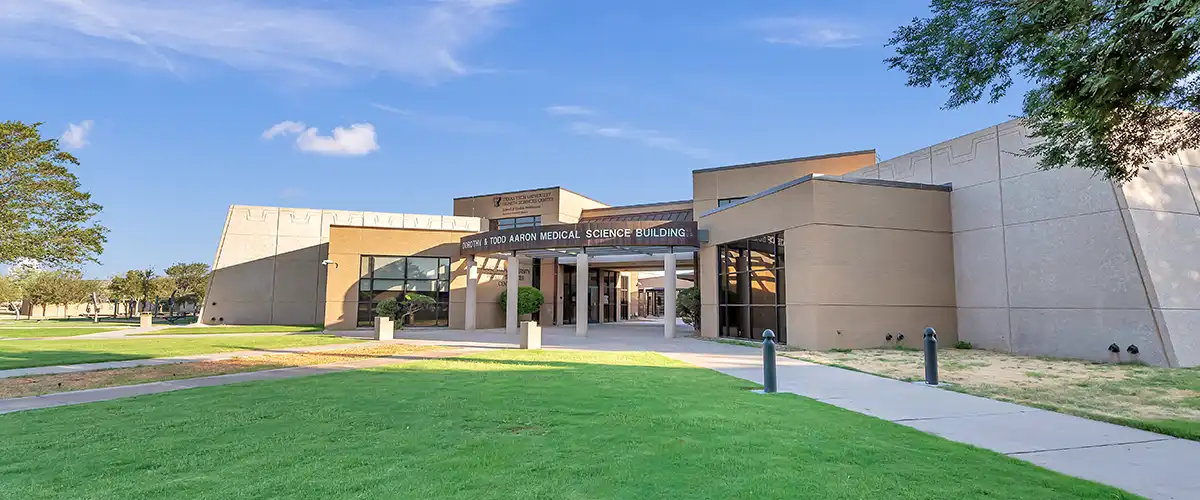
[677,287,700,329]
[499,286,545,316]
[954,341,973,350]
[375,293,437,327]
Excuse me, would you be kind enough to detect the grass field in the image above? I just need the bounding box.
[143,325,323,335]
[0,350,1134,499]
[765,343,1200,441]
[0,343,440,398]
[0,327,124,339]
[0,335,359,370]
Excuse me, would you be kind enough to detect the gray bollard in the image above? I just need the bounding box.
[762,329,778,393]
[923,327,938,385]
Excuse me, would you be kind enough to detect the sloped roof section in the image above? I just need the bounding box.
[579,208,693,222]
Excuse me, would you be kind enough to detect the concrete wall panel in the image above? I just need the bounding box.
[957,307,1011,351]
[1120,161,1200,214]
[1005,211,1146,309]
[950,181,1002,232]
[997,120,1041,179]
[1001,167,1118,225]
[1010,308,1166,365]
[1128,210,1200,309]
[931,128,999,188]
[1160,309,1200,367]
[952,227,1008,308]
[878,148,932,184]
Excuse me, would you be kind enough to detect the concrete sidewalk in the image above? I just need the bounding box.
[0,347,480,415]
[660,346,1200,500]
[0,340,379,379]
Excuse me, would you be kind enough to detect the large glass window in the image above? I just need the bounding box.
[492,215,541,231]
[357,256,452,328]
[717,232,786,343]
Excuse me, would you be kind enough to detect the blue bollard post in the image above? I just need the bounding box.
[762,329,777,393]
[923,327,938,386]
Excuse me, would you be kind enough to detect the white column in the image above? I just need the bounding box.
[576,252,588,337]
[664,252,677,338]
[506,254,519,334]
[465,257,477,331]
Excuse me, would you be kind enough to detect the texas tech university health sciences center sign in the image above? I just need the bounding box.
[460,221,699,254]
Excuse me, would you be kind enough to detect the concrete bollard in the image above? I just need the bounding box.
[373,316,394,341]
[762,329,778,393]
[923,327,938,386]
[520,321,542,349]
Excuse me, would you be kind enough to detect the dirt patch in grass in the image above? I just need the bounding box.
[0,343,440,399]
[780,347,1200,440]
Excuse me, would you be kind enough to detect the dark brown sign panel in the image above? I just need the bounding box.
[460,221,698,254]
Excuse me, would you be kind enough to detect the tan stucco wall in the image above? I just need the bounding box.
[692,151,876,216]
[842,119,1200,367]
[324,225,507,331]
[203,205,481,326]
[556,189,610,223]
[453,187,609,226]
[697,176,956,350]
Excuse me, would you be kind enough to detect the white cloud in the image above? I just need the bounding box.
[750,17,863,48]
[263,121,379,156]
[569,122,710,159]
[545,105,594,116]
[0,0,516,82]
[60,120,94,149]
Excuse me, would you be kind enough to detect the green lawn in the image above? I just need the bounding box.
[0,327,123,339]
[0,350,1135,499]
[143,325,323,335]
[0,335,358,370]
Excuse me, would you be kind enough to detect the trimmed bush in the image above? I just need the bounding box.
[677,287,700,329]
[499,286,545,316]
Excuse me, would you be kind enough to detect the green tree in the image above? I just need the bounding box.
[887,0,1200,182]
[677,287,701,329]
[163,262,211,307]
[0,121,107,266]
[0,273,22,318]
[107,268,158,316]
[499,286,545,316]
[19,269,81,317]
[374,293,438,327]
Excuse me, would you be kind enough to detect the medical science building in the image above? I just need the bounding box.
[201,120,1200,367]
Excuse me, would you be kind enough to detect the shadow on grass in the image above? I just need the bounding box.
[0,349,1137,500]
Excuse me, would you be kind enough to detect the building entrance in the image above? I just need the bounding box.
[563,267,623,324]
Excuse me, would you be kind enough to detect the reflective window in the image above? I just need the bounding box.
[493,215,541,231]
[357,256,453,327]
[717,197,745,207]
[717,231,786,343]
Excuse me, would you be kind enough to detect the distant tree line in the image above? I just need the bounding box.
[0,262,210,319]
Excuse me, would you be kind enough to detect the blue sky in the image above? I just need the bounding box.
[0,0,1026,278]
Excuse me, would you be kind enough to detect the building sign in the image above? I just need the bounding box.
[460,221,698,254]
[492,190,555,217]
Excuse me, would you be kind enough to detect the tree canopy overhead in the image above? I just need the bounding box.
[887,0,1200,182]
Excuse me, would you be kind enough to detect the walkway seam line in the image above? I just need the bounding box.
[1005,438,1176,456]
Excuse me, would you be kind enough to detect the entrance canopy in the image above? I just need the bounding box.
[458,221,702,258]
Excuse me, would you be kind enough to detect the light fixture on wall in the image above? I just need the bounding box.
[321,259,339,269]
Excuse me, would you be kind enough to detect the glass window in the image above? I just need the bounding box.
[406,257,441,279]
[356,254,454,328]
[492,215,541,230]
[718,197,745,207]
[373,257,407,279]
[716,231,786,343]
